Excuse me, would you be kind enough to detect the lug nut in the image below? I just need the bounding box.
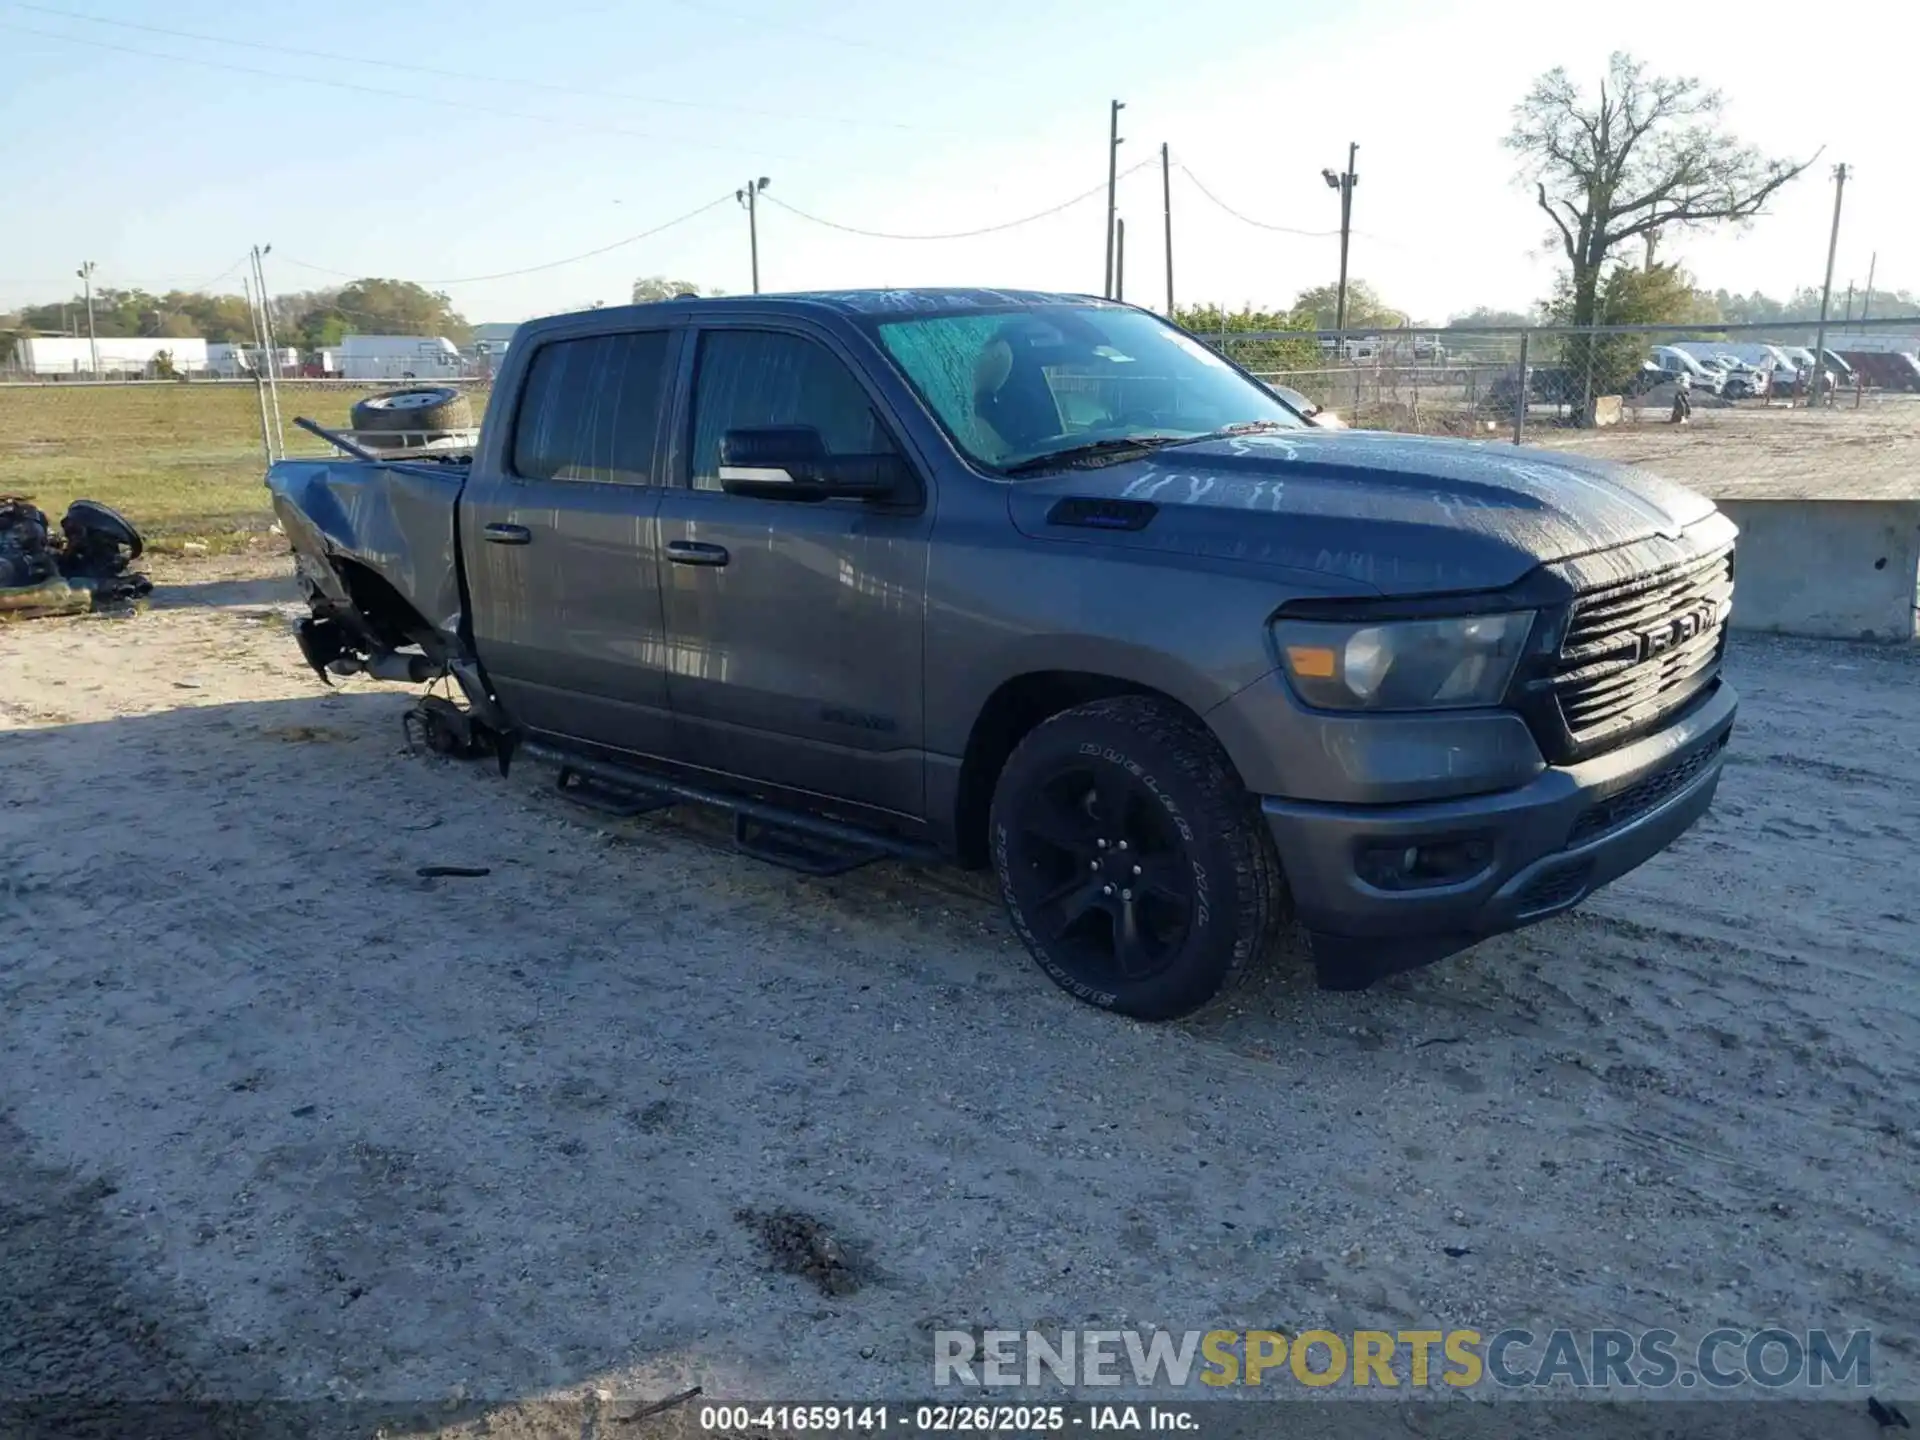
[1102,884,1114,896]
[1091,859,1101,869]
[1116,840,1129,851]
[1096,838,1108,849]
[1121,889,1134,901]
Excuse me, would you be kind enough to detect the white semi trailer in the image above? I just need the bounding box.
[338,335,466,381]
[14,336,209,377]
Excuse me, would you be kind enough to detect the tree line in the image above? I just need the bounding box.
[1,278,473,357]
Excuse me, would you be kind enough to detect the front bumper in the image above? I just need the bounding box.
[1262,681,1737,987]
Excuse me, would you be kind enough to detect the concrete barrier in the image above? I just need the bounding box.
[1716,499,1920,641]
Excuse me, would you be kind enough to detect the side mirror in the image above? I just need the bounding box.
[718,425,907,502]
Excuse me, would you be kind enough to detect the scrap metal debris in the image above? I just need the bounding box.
[612,1385,703,1425]
[0,496,152,620]
[1871,1396,1913,1429]
[737,1207,864,1297]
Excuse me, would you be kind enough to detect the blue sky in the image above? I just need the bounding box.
[1,0,1911,324]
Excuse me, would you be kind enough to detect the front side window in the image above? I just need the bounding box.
[871,304,1305,472]
[688,330,892,492]
[512,329,672,484]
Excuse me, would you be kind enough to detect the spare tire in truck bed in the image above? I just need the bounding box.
[349,386,474,446]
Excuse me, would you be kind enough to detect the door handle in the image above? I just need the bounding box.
[483,523,532,546]
[666,540,730,567]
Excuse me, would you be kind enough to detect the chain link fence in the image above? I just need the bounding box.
[1206,318,1920,502]
[1211,320,1920,430]
[2,318,1915,544]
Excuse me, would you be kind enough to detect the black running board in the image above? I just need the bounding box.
[556,766,675,818]
[732,812,887,877]
[517,741,939,877]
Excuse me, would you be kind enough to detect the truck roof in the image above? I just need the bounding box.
[526,287,1119,334]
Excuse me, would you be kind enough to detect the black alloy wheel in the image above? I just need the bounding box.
[1007,761,1196,986]
[989,695,1288,1020]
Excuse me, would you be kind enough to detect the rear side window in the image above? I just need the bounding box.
[688,329,892,492]
[512,330,671,484]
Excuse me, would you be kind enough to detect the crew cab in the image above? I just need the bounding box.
[267,289,1738,1020]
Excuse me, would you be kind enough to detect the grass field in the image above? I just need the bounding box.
[0,381,489,551]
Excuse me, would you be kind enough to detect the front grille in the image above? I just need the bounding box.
[1566,730,1728,848]
[1551,543,1733,754]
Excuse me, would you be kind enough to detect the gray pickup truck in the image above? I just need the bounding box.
[268,288,1737,1020]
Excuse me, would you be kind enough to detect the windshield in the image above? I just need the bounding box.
[869,304,1307,473]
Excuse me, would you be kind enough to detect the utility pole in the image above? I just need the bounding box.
[736,177,769,294]
[1321,143,1358,333]
[1161,142,1174,317]
[251,244,285,457]
[1810,161,1847,407]
[76,260,99,376]
[1843,281,1854,324]
[1103,100,1125,299]
[1115,218,1126,303]
[1861,251,1877,324]
[243,273,273,464]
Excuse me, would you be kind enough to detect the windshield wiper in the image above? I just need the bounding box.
[999,435,1188,476]
[1154,420,1301,450]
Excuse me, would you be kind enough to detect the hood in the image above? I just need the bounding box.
[1006,429,1720,596]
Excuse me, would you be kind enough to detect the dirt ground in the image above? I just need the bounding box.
[1538,394,1920,501]
[2,553,1917,1435]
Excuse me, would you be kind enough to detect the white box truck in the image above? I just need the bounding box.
[339,336,466,381]
[15,336,208,377]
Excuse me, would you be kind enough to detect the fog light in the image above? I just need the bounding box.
[1357,834,1495,891]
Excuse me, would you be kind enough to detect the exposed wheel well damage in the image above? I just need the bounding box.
[329,559,437,651]
[952,671,1232,868]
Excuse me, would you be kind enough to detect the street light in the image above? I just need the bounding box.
[737,176,770,294]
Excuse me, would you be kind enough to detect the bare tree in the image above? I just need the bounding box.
[1507,53,1814,330]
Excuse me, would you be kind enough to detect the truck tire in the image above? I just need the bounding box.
[350,387,473,447]
[989,695,1287,1021]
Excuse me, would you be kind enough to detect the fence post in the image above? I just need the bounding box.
[1512,332,1529,446]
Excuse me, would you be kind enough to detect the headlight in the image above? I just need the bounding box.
[1273,611,1534,711]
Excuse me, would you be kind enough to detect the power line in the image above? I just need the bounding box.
[8,1,967,137]
[1175,158,1402,252]
[188,255,250,293]
[763,161,1153,242]
[1174,161,1342,237]
[0,19,804,160]
[13,174,1142,305]
[659,0,993,76]
[277,193,737,286]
